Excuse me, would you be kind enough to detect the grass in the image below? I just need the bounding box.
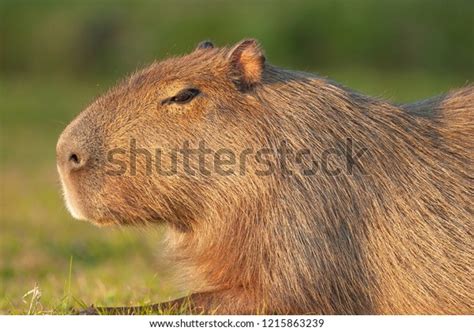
[0,69,469,314]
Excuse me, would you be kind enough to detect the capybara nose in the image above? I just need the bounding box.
[56,137,89,172]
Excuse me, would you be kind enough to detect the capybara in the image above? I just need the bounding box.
[56,39,473,314]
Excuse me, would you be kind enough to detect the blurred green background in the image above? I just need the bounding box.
[0,0,473,313]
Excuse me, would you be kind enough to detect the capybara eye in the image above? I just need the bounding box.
[162,88,200,105]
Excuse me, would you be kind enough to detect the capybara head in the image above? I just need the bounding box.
[56,39,270,228]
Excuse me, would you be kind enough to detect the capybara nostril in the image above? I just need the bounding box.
[68,152,85,170]
[56,136,89,173]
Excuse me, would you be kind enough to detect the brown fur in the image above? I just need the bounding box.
[57,40,473,314]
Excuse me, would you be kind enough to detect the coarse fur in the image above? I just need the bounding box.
[57,40,473,314]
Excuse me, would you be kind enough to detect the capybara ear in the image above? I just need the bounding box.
[228,39,265,90]
[195,40,215,50]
